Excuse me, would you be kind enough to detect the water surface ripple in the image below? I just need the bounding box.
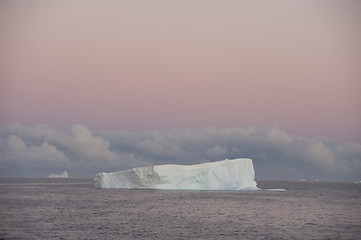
[1,179,360,239]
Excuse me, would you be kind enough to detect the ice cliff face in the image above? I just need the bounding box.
[49,170,68,178]
[95,158,259,190]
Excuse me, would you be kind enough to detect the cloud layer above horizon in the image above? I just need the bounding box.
[1,124,360,181]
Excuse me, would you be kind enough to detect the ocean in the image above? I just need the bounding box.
[1,178,360,239]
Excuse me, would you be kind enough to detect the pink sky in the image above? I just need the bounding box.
[1,1,360,143]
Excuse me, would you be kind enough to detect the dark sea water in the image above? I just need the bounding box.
[1,178,360,240]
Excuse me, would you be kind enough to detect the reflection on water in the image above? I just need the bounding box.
[1,178,360,239]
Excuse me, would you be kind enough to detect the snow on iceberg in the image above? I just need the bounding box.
[95,158,259,190]
[49,170,68,178]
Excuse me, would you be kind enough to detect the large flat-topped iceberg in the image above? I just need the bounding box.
[95,158,259,190]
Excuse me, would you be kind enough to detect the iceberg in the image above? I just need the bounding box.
[95,158,259,190]
[49,170,68,178]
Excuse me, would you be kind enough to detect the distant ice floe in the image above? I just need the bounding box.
[355,180,361,184]
[95,158,259,190]
[265,189,286,191]
[49,170,68,178]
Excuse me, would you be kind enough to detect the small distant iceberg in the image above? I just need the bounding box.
[354,180,361,184]
[49,170,68,178]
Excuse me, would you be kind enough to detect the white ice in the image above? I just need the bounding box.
[95,158,259,190]
[265,189,286,191]
[49,170,68,178]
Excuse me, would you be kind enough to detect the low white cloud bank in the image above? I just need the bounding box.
[1,124,360,181]
[3,135,71,168]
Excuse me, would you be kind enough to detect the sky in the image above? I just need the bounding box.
[0,1,360,180]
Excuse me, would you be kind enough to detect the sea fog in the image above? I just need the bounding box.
[1,179,360,239]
